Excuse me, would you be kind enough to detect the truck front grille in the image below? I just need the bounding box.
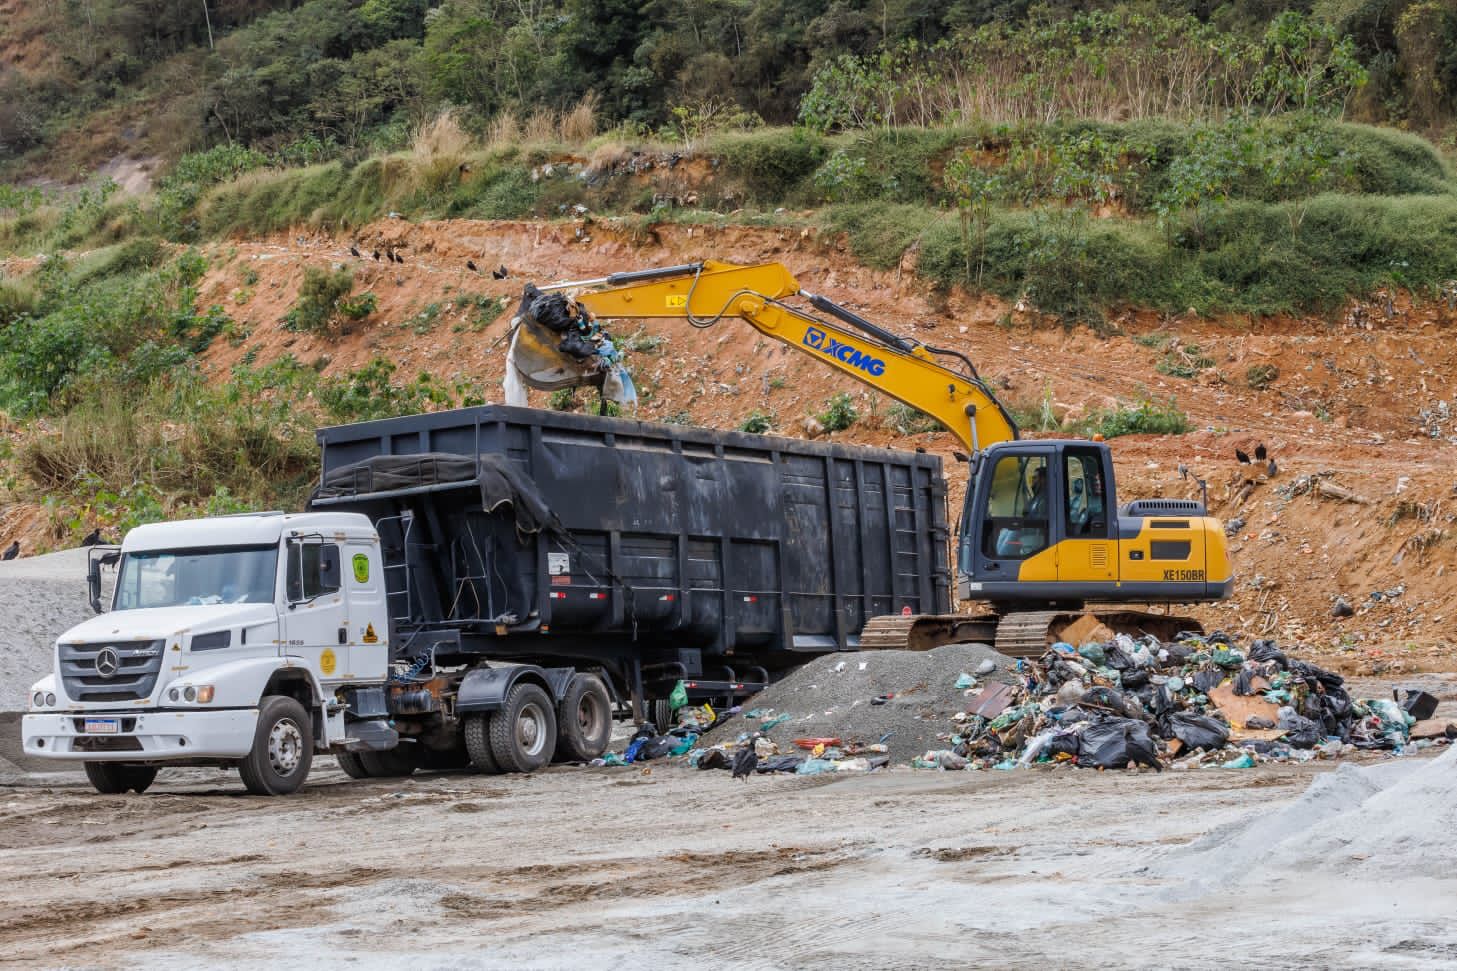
[59,640,165,703]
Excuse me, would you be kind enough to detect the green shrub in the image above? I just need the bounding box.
[1074,397,1189,438]
[338,292,378,320]
[823,203,936,270]
[739,410,775,434]
[548,388,579,411]
[1155,345,1215,378]
[284,267,356,333]
[711,129,829,205]
[883,402,944,434]
[818,392,858,432]
[1246,363,1280,389]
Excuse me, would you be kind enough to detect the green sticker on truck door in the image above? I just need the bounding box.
[352,553,370,583]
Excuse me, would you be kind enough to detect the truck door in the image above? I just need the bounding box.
[281,536,349,686]
[343,539,388,680]
[1056,446,1117,585]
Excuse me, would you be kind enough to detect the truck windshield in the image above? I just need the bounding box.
[114,545,279,610]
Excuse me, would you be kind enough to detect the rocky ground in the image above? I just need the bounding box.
[0,748,1454,969]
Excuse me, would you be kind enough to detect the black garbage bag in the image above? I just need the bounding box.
[638,735,677,761]
[1192,669,1226,694]
[1045,732,1081,758]
[755,755,805,774]
[1169,712,1231,751]
[1278,711,1322,749]
[1120,666,1150,691]
[1163,642,1196,665]
[1288,659,1345,693]
[1233,667,1256,696]
[1248,639,1288,666]
[1080,686,1126,713]
[1104,644,1135,671]
[1077,718,1162,771]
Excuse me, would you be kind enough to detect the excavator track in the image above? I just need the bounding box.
[860,608,1204,658]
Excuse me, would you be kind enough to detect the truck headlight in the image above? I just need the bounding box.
[32,691,44,708]
[184,686,196,702]
[45,692,55,707]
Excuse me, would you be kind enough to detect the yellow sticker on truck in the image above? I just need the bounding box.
[352,553,370,583]
[320,648,337,675]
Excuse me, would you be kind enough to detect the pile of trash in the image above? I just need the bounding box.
[928,628,1452,772]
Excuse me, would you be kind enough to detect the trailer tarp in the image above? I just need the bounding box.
[312,452,554,538]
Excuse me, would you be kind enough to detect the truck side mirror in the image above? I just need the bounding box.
[87,547,120,614]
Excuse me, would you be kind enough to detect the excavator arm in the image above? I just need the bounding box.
[544,260,1018,454]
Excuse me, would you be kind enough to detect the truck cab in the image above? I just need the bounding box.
[22,511,390,795]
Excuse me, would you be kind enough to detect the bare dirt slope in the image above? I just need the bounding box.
[1,751,1453,969]
[177,217,1457,671]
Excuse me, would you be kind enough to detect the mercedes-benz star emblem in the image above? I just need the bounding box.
[95,647,119,679]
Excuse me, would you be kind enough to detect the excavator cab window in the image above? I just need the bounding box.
[1064,449,1108,538]
[981,454,1050,560]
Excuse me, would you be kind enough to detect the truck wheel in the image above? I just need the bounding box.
[84,762,157,794]
[554,674,612,763]
[360,748,416,777]
[488,683,557,773]
[335,752,372,779]
[463,714,500,773]
[238,695,314,796]
[652,698,679,733]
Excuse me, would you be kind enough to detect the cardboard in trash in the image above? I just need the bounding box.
[1207,678,1277,730]
[966,682,1018,719]
[1409,719,1455,740]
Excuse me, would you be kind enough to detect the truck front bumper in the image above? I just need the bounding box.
[21,709,259,762]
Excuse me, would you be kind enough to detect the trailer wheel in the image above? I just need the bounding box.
[335,752,372,779]
[359,748,417,778]
[238,695,314,796]
[463,714,500,773]
[488,683,557,773]
[554,674,613,763]
[84,762,157,794]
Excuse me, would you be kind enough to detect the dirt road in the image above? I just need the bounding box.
[2,750,1453,970]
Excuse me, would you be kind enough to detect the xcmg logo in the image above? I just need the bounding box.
[802,328,887,376]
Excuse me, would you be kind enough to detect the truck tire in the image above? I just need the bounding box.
[463,714,500,773]
[84,762,157,794]
[238,695,314,796]
[335,752,372,779]
[488,683,557,773]
[360,748,416,777]
[652,698,679,734]
[554,674,612,763]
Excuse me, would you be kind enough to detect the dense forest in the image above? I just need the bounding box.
[3,0,1457,173]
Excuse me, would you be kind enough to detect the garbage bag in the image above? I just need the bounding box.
[1192,669,1226,694]
[1248,639,1288,666]
[755,755,805,774]
[1169,712,1231,751]
[696,748,731,770]
[1233,667,1255,696]
[1277,709,1322,749]
[1076,718,1161,771]
[1079,686,1125,713]
[668,680,689,712]
[638,735,676,761]
[1078,643,1108,666]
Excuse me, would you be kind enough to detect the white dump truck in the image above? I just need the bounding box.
[21,404,952,795]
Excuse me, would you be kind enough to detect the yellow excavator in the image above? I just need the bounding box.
[538,259,1232,656]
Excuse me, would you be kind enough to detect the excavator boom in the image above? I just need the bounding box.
[554,260,1018,455]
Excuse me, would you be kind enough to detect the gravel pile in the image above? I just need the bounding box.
[698,643,1020,763]
[0,548,96,710]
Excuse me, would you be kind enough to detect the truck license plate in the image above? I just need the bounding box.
[84,718,120,734]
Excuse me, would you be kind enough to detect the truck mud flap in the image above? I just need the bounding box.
[457,664,575,714]
[344,719,399,752]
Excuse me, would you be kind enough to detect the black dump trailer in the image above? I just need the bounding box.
[311,404,949,718]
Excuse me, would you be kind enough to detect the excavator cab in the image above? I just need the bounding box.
[957,440,1232,607]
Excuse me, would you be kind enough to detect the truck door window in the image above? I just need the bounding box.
[982,455,1050,559]
[287,541,342,603]
[1065,451,1108,538]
